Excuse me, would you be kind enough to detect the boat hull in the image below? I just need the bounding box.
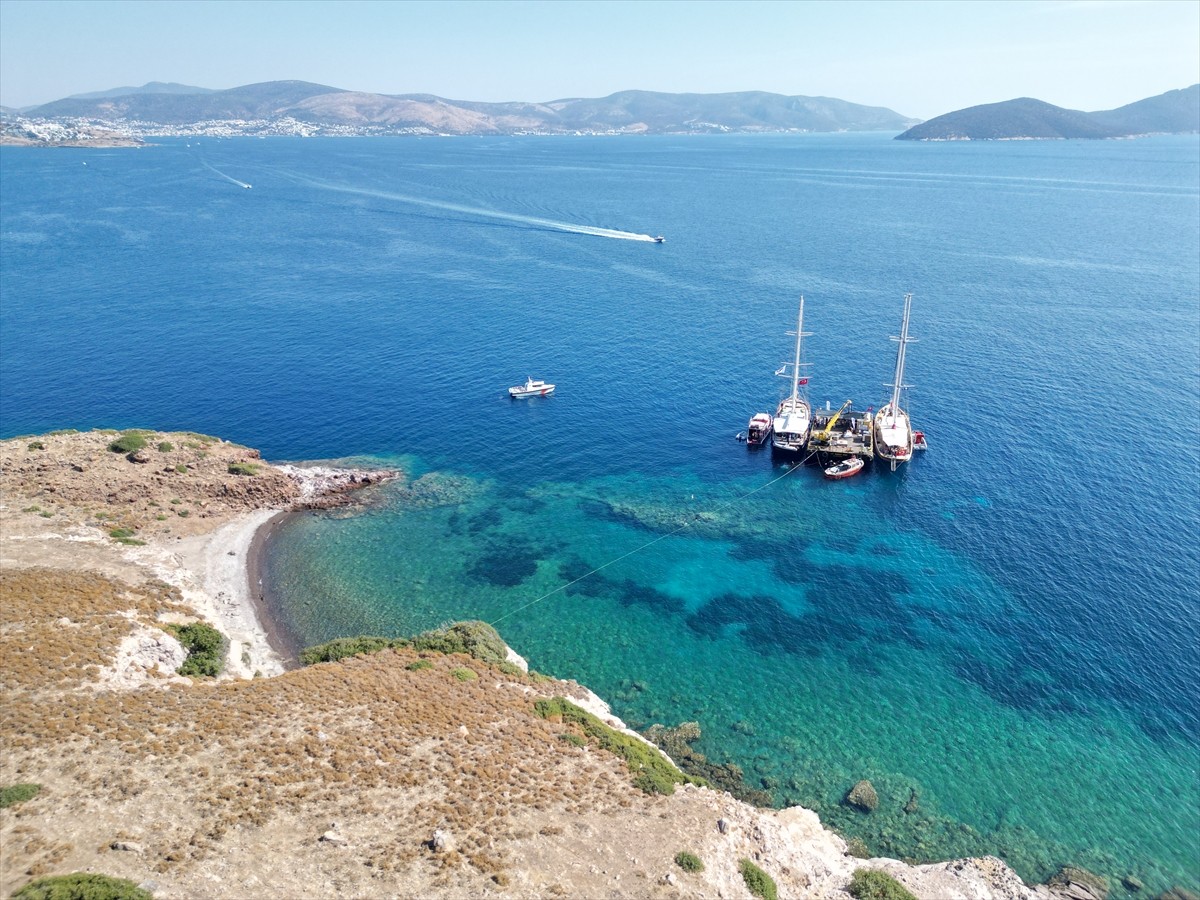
[824,458,864,479]
[772,399,811,455]
[509,386,554,399]
[872,403,912,464]
[746,413,773,447]
[509,378,555,399]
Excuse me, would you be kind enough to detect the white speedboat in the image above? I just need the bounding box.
[874,293,917,470]
[824,457,864,479]
[509,377,555,399]
[653,235,665,243]
[772,297,813,455]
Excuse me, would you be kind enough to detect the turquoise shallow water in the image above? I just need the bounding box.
[265,463,1198,891]
[2,133,1198,892]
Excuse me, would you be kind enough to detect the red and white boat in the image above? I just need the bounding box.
[824,458,864,479]
[509,377,555,399]
[913,431,928,451]
[745,413,773,446]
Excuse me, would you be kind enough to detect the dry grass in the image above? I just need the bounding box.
[0,429,299,538]
[0,569,191,693]
[1,579,645,894]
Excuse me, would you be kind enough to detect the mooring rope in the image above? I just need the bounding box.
[488,449,819,627]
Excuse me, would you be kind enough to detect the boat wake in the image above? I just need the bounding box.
[200,160,251,190]
[279,173,656,241]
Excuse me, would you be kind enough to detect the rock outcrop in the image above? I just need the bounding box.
[845,779,880,812]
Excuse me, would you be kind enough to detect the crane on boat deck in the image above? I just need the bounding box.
[813,400,853,444]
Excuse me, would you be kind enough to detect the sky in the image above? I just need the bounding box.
[1,0,1197,119]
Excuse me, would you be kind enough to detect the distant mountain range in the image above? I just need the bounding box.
[896,85,1199,140]
[13,80,918,135]
[63,81,217,101]
[8,81,1197,142]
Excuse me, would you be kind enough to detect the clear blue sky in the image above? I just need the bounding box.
[1,0,1196,118]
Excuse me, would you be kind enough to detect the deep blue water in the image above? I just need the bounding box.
[2,134,1198,892]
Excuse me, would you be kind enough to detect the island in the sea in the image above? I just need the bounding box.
[895,85,1199,141]
[1,427,1157,900]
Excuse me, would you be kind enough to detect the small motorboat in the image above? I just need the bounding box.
[824,457,864,479]
[913,431,928,450]
[653,235,665,243]
[509,377,555,399]
[745,412,773,447]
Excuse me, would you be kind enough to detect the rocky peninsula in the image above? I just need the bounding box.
[0,429,1146,899]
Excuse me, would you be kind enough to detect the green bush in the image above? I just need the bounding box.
[157,441,174,452]
[451,667,478,682]
[848,868,918,900]
[227,462,260,476]
[299,636,405,665]
[739,859,777,900]
[0,783,41,808]
[406,659,434,671]
[12,873,152,900]
[534,697,691,795]
[411,620,509,664]
[170,623,226,677]
[299,622,511,671]
[107,528,145,546]
[674,851,704,873]
[27,441,45,451]
[558,733,586,747]
[845,836,871,859]
[180,432,218,444]
[107,431,148,454]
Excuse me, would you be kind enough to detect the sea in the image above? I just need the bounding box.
[2,133,1197,893]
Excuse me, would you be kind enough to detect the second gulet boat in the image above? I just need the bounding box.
[874,292,916,470]
[772,297,813,455]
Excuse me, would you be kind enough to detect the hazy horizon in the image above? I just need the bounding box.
[1,0,1197,120]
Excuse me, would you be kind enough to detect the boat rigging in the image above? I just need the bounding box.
[771,297,813,455]
[874,292,917,471]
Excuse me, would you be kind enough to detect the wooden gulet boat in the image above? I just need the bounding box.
[874,293,917,471]
[771,296,813,455]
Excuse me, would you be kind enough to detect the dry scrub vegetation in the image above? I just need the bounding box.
[0,429,299,540]
[0,569,682,898]
[0,569,192,693]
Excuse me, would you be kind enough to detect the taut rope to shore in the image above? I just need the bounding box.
[488,451,817,627]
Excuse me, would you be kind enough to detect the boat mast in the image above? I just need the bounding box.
[786,296,811,404]
[886,292,915,413]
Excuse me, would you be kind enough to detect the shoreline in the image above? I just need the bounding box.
[245,509,304,667]
[0,430,1107,899]
[146,508,289,679]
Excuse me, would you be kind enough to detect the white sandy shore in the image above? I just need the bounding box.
[135,509,286,679]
